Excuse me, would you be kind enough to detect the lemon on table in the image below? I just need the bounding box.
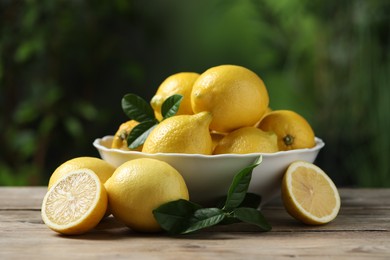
[48,157,116,189]
[258,110,315,151]
[281,161,341,225]
[104,158,189,232]
[213,127,278,154]
[151,72,199,121]
[41,169,108,235]
[111,120,141,151]
[191,64,269,133]
[142,111,213,154]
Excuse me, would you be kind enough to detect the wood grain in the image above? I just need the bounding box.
[0,188,389,259]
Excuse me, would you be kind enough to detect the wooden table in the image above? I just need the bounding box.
[1,187,389,259]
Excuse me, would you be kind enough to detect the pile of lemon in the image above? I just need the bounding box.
[42,157,189,235]
[41,64,340,236]
[113,64,316,155]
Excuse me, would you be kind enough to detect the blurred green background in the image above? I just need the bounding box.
[1,0,389,187]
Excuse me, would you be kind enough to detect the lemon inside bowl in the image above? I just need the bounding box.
[93,136,324,206]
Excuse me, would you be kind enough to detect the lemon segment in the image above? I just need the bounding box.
[41,169,108,235]
[281,161,341,225]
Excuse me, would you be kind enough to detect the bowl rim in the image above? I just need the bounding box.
[93,135,325,159]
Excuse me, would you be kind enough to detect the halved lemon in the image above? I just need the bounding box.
[281,161,341,225]
[41,168,107,235]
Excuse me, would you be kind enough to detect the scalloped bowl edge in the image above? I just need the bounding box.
[93,136,324,206]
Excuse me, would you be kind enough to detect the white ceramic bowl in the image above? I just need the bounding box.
[93,136,324,206]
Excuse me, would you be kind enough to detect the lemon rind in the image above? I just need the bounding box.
[285,161,341,224]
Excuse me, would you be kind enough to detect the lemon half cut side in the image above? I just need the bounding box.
[281,161,341,225]
[41,168,108,235]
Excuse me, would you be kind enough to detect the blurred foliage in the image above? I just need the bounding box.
[0,0,389,186]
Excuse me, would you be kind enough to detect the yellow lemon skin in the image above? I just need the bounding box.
[210,131,226,151]
[111,120,142,151]
[41,169,108,235]
[258,110,315,151]
[104,158,189,232]
[48,157,116,189]
[191,65,269,133]
[151,72,200,121]
[142,112,213,154]
[254,107,273,127]
[281,161,341,225]
[213,127,278,154]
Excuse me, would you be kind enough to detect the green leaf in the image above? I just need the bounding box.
[127,120,158,149]
[217,193,261,225]
[153,199,202,234]
[152,157,271,235]
[182,208,226,234]
[121,93,156,122]
[161,94,183,120]
[153,201,225,235]
[217,192,262,209]
[233,207,272,231]
[219,215,241,225]
[237,192,262,209]
[223,156,262,212]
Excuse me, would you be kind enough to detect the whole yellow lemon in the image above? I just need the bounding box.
[142,112,213,154]
[213,127,278,154]
[111,120,141,151]
[48,157,116,189]
[104,158,189,232]
[258,110,315,151]
[151,72,199,121]
[191,65,269,133]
